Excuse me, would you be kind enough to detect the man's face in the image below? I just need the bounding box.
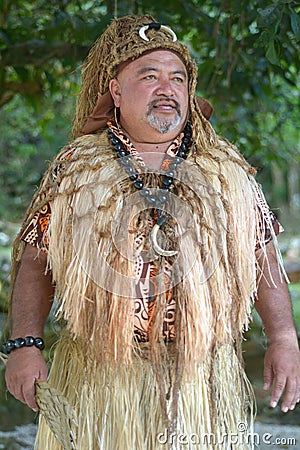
[109,50,189,142]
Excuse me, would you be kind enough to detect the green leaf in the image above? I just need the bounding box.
[255,30,274,48]
[257,4,283,34]
[258,5,276,25]
[289,7,300,39]
[14,67,29,82]
[45,70,54,85]
[0,30,11,46]
[266,40,279,64]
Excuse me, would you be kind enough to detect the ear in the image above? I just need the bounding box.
[109,79,121,107]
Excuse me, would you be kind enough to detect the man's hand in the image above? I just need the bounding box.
[4,243,54,410]
[263,342,300,412]
[5,347,48,411]
[255,242,300,412]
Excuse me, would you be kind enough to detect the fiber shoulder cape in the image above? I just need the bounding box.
[11,130,285,449]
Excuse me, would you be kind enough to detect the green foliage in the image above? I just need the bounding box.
[0,91,76,221]
[1,1,299,159]
[0,0,111,107]
[0,0,299,220]
[290,283,300,325]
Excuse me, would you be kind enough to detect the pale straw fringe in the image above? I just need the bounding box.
[8,128,281,450]
[35,132,262,431]
[34,333,254,450]
[45,133,260,369]
[249,177,289,288]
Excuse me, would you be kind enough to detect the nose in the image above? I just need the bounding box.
[154,77,174,97]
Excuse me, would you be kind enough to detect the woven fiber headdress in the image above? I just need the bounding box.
[72,14,214,143]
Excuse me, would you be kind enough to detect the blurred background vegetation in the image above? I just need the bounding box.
[1,0,299,222]
[0,0,300,440]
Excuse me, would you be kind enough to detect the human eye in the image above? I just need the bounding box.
[142,73,156,80]
[172,75,185,83]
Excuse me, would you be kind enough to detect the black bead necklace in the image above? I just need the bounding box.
[107,122,192,256]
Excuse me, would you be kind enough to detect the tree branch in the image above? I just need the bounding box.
[0,40,89,68]
[0,81,43,107]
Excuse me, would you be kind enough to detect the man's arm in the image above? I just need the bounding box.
[255,242,300,412]
[5,243,54,411]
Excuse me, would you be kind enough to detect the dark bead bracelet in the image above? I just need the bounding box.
[1,336,45,355]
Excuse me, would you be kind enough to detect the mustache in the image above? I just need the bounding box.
[147,98,181,114]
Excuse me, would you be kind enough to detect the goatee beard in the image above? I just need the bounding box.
[146,99,181,134]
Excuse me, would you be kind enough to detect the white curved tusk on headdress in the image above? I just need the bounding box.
[139,24,177,42]
[150,224,178,257]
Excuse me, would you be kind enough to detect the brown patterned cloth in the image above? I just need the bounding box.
[22,202,51,251]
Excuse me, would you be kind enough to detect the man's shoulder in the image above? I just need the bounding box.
[195,135,255,183]
[56,131,110,163]
[214,136,252,172]
[215,135,244,158]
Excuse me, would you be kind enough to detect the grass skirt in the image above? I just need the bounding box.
[34,333,254,450]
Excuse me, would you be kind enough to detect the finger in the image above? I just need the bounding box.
[24,366,49,411]
[22,380,39,411]
[281,379,297,412]
[263,358,274,391]
[270,372,287,409]
[5,374,27,406]
[8,383,27,406]
[289,378,300,411]
[37,366,48,382]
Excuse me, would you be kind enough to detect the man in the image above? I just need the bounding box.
[3,15,300,450]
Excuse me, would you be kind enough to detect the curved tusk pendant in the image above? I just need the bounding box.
[139,24,177,42]
[139,26,150,41]
[150,223,178,257]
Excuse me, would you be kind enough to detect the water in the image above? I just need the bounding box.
[0,423,37,450]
